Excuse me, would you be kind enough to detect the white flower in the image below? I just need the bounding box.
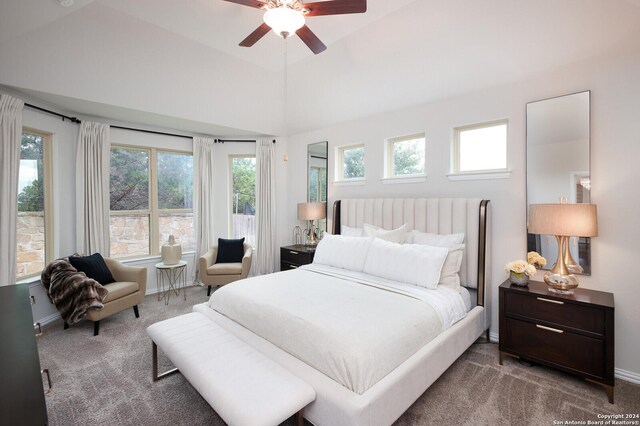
[506,260,528,274]
[527,251,547,268]
[525,264,536,277]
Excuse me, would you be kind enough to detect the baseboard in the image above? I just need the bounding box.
[615,368,640,384]
[39,312,61,326]
[489,331,640,384]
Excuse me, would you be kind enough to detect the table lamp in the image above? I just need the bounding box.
[297,202,326,245]
[528,203,597,294]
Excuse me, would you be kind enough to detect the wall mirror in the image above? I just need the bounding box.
[308,141,328,233]
[527,91,591,274]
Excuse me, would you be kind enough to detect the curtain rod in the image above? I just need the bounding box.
[24,102,274,143]
[110,125,193,140]
[215,139,276,144]
[25,102,81,124]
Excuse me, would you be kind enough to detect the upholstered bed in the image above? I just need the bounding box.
[193,198,491,426]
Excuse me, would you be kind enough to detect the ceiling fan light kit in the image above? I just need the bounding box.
[224,0,367,54]
[263,7,305,38]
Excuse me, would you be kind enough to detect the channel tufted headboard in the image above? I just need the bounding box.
[332,198,492,309]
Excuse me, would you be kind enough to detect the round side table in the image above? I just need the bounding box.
[155,260,187,305]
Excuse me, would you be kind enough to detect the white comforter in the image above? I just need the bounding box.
[208,265,466,394]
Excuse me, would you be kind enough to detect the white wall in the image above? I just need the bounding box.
[285,48,640,379]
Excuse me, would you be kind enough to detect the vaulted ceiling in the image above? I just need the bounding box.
[1,0,640,137]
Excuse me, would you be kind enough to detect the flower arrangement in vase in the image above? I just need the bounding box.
[505,251,546,286]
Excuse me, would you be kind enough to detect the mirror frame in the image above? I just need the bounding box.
[526,90,591,275]
[307,141,328,232]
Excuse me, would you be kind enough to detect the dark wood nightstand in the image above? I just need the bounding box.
[280,245,316,271]
[499,279,615,403]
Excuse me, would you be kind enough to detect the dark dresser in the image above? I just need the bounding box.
[499,279,614,403]
[0,284,49,424]
[280,245,316,271]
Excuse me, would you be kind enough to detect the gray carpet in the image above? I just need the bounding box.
[37,287,640,426]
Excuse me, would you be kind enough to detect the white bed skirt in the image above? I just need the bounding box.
[193,303,485,426]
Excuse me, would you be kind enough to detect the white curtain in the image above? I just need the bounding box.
[254,138,276,275]
[75,121,111,256]
[0,94,24,286]
[193,136,216,282]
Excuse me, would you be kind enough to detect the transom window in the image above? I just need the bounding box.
[335,144,365,181]
[16,130,52,279]
[110,146,194,259]
[385,133,426,178]
[453,120,508,173]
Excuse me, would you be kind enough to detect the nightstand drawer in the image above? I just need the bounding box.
[281,248,314,265]
[281,262,300,271]
[504,291,605,335]
[503,317,605,379]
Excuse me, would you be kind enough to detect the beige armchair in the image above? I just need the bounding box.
[199,243,252,296]
[65,257,147,336]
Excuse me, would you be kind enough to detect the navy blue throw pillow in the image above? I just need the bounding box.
[216,238,245,264]
[69,253,116,285]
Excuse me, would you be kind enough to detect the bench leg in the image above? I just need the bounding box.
[94,321,100,336]
[207,286,212,297]
[296,408,305,426]
[152,342,179,381]
[133,305,140,318]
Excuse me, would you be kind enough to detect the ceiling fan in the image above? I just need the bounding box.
[224,0,367,54]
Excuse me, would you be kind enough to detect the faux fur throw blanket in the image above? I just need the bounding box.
[41,258,108,325]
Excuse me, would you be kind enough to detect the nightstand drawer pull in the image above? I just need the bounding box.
[537,297,564,305]
[34,322,42,337]
[289,251,299,255]
[536,324,564,334]
[289,265,298,269]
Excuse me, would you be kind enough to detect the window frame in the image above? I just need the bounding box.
[384,133,426,179]
[109,144,193,259]
[228,154,256,243]
[335,143,365,182]
[452,119,509,175]
[16,128,53,280]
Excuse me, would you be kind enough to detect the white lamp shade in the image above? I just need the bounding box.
[528,203,598,237]
[264,7,305,37]
[298,202,326,221]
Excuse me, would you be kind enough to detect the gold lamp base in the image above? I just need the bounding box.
[544,235,580,294]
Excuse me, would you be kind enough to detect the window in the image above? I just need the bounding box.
[230,156,256,245]
[385,133,426,178]
[16,130,52,279]
[453,120,508,173]
[336,144,365,181]
[110,146,194,259]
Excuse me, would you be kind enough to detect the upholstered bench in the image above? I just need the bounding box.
[147,312,315,426]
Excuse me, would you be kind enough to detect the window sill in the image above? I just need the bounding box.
[114,251,196,264]
[333,179,366,187]
[447,170,512,181]
[381,176,427,185]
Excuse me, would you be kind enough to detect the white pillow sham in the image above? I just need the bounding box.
[438,244,465,292]
[313,233,372,271]
[409,230,465,247]
[362,238,449,289]
[363,223,408,244]
[341,225,364,238]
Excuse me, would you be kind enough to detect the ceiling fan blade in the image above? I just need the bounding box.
[222,0,267,9]
[303,0,367,17]
[296,25,327,54]
[239,23,272,47]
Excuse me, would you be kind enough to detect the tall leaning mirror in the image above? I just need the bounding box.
[308,141,328,234]
[527,91,591,274]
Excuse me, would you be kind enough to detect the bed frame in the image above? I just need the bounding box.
[194,197,491,426]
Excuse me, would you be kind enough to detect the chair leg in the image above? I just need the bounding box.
[94,321,100,336]
[207,286,212,297]
[64,321,69,330]
[133,305,140,318]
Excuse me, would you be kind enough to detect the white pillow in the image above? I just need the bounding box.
[313,233,373,272]
[362,238,449,289]
[341,225,364,237]
[363,223,408,244]
[410,231,465,247]
[438,244,465,292]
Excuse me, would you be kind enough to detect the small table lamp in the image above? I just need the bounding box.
[297,202,326,245]
[528,203,597,294]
